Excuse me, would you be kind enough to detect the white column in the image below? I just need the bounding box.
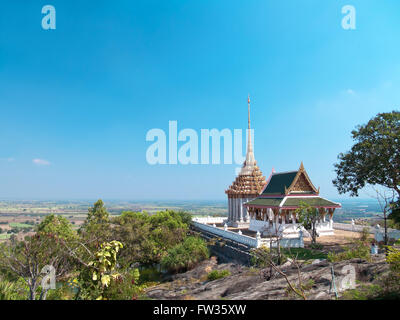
[234,198,238,222]
[239,198,243,222]
[275,212,280,234]
[243,198,248,222]
[237,199,241,222]
[228,198,232,221]
[291,212,296,225]
[272,211,276,231]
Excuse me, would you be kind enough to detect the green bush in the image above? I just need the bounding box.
[327,240,371,262]
[161,237,209,273]
[207,269,231,281]
[0,278,28,300]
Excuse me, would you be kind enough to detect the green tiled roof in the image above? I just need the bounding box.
[282,197,339,207]
[245,198,283,207]
[262,171,298,195]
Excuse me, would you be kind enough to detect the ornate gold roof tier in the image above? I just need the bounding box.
[225,162,266,198]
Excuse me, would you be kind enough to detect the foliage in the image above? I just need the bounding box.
[161,236,209,273]
[327,240,371,262]
[388,200,400,227]
[79,200,112,246]
[0,199,198,300]
[0,233,73,300]
[113,210,189,265]
[36,214,77,242]
[295,201,320,245]
[340,284,385,300]
[75,240,123,300]
[0,277,28,300]
[207,269,231,281]
[333,111,400,198]
[386,246,400,274]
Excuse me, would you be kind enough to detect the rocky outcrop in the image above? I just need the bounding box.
[145,255,389,300]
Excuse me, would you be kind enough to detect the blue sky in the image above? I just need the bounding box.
[0,0,399,200]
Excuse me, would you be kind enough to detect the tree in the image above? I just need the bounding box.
[333,111,400,198]
[80,200,112,247]
[0,234,73,300]
[369,187,397,247]
[388,202,400,227]
[74,240,124,300]
[295,202,320,245]
[333,111,400,241]
[112,210,189,266]
[84,199,110,226]
[36,214,77,242]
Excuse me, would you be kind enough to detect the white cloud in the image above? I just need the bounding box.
[346,89,356,95]
[33,158,51,166]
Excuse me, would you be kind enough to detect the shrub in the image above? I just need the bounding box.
[327,240,371,262]
[386,246,400,274]
[0,277,28,300]
[207,269,231,281]
[161,237,209,273]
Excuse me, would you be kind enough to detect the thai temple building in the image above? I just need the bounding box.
[193,96,343,248]
[225,96,267,227]
[244,162,341,238]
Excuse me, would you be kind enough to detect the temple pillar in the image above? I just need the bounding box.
[239,198,243,222]
[236,198,239,222]
[291,212,296,225]
[281,210,286,225]
[228,197,232,221]
[329,208,335,229]
[232,198,235,222]
[245,198,250,221]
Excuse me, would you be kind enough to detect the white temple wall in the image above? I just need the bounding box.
[249,218,334,237]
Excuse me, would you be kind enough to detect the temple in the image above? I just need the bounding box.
[225,96,267,227]
[244,162,341,238]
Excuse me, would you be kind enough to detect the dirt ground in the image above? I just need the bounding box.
[304,229,370,246]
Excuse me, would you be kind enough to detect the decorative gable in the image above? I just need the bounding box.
[285,162,319,195]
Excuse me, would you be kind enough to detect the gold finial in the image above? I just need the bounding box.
[300,161,304,171]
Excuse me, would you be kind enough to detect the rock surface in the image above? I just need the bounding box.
[145,255,389,300]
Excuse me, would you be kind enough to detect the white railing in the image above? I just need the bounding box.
[192,221,259,247]
[333,222,374,233]
[192,216,227,224]
[192,221,303,248]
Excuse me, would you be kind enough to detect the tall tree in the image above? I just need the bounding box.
[333,111,400,240]
[333,111,400,198]
[80,200,111,246]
